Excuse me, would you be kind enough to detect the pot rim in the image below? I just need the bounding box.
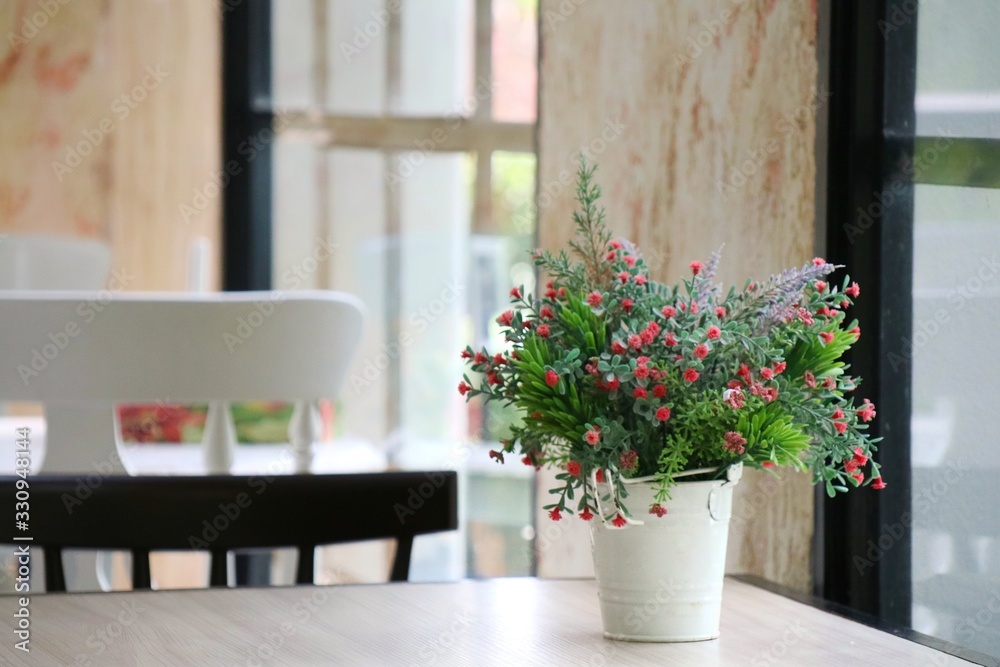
[619,462,743,486]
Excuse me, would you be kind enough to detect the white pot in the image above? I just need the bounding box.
[590,463,742,642]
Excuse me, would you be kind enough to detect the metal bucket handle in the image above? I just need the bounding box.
[708,464,743,521]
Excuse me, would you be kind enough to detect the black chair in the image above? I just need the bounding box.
[0,471,458,592]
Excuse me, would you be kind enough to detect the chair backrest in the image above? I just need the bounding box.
[0,471,458,591]
[0,234,110,290]
[0,290,365,473]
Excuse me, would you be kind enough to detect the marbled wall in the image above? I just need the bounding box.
[536,0,820,591]
[0,0,221,290]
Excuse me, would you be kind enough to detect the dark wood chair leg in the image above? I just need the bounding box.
[132,549,151,589]
[44,547,65,593]
[296,545,314,585]
[210,549,228,587]
[390,535,413,582]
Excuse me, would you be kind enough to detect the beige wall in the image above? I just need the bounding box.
[0,0,221,291]
[536,0,820,591]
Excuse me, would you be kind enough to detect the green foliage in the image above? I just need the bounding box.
[460,160,885,522]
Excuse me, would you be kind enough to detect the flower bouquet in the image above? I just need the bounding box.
[459,159,883,521]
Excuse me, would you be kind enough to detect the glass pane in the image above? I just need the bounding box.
[326,0,389,114]
[397,0,475,116]
[916,1,1000,138]
[911,184,1000,656]
[272,0,317,110]
[492,0,537,122]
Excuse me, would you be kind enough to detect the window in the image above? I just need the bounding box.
[823,1,1000,661]
[226,0,539,580]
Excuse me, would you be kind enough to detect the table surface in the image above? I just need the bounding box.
[0,577,979,666]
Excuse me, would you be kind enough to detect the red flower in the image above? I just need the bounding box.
[637,356,650,364]
[494,353,506,366]
[557,287,567,299]
[763,387,779,403]
[521,455,533,466]
[723,431,747,455]
[690,303,699,314]
[545,287,557,299]
[522,320,533,330]
[649,504,668,518]
[634,365,650,380]
[707,326,721,340]
[689,260,704,275]
[633,387,648,399]
[663,332,678,346]
[545,370,559,387]
[846,282,861,298]
[693,343,710,359]
[497,310,514,326]
[845,458,859,473]
[567,461,581,477]
[623,255,637,268]
[797,308,815,326]
[819,331,835,345]
[585,429,601,446]
[815,280,827,293]
[586,291,603,307]
[549,507,562,521]
[634,275,648,286]
[833,421,848,435]
[857,398,876,422]
[617,271,630,284]
[539,305,554,319]
[812,257,826,266]
[683,368,700,383]
[580,507,595,521]
[762,462,775,468]
[611,340,627,355]
[605,377,620,391]
[612,514,628,528]
[804,371,817,389]
[849,326,861,340]
[760,367,774,380]
[628,334,643,350]
[458,382,472,396]
[853,446,869,466]
[622,298,634,314]
[652,384,668,398]
[724,388,745,410]
[620,450,638,470]
[655,406,671,422]
[840,300,850,309]
[489,450,504,463]
[640,329,655,345]
[832,408,845,420]
[661,306,677,319]
[605,250,617,261]
[609,240,623,250]
[474,351,489,365]
[773,361,787,375]
[645,321,660,337]
[715,307,727,319]
[596,469,606,483]
[738,364,752,382]
[823,376,837,389]
[486,372,502,386]
[872,477,887,490]
[461,349,473,360]
[537,324,551,338]
[509,287,522,299]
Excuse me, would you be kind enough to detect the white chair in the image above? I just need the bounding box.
[0,290,365,476]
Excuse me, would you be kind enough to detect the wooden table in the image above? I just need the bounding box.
[1,577,981,665]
